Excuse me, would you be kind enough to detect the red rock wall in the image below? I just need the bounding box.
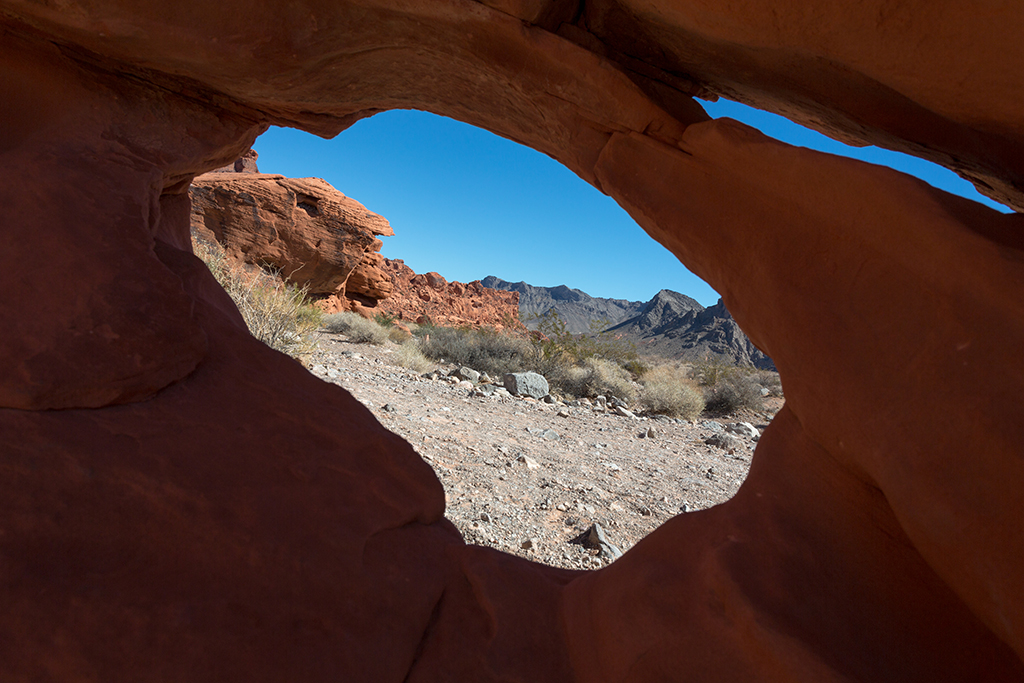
[1,2,1023,681]
[190,171,394,311]
[377,259,521,329]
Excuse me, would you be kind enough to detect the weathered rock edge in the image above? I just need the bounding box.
[0,3,1022,681]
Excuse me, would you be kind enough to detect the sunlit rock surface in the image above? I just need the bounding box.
[1,1,1022,680]
[190,172,394,311]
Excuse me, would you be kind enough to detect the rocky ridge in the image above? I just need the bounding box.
[610,291,776,369]
[481,275,647,333]
[484,277,774,368]
[379,259,521,329]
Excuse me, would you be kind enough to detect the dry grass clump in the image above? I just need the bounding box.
[701,372,765,414]
[548,357,636,402]
[322,312,389,345]
[193,236,321,362]
[638,365,705,419]
[390,340,435,372]
[388,326,413,344]
[417,326,537,377]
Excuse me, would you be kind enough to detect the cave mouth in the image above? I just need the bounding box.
[186,111,795,570]
[213,98,1003,570]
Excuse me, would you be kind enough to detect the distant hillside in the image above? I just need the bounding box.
[481,276,646,334]
[482,277,774,369]
[608,291,775,370]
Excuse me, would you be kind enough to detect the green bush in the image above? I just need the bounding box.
[417,325,537,376]
[638,365,705,419]
[548,357,636,402]
[702,373,765,414]
[322,311,389,345]
[193,236,322,362]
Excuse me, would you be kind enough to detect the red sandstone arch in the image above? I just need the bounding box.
[1,1,1022,680]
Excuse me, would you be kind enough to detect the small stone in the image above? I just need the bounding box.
[381,403,396,413]
[542,394,556,404]
[517,454,541,470]
[706,432,742,450]
[521,538,537,550]
[557,409,570,418]
[540,429,559,441]
[725,422,760,439]
[451,366,480,383]
[503,372,549,398]
[586,523,623,560]
[556,503,568,512]
[614,405,636,418]
[646,427,657,438]
[480,512,491,523]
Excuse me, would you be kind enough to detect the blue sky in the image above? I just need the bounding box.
[254,100,1009,307]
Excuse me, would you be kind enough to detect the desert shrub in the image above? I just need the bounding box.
[702,373,765,414]
[692,359,737,387]
[374,311,397,328]
[548,357,637,402]
[753,369,783,397]
[388,326,413,344]
[193,236,322,362]
[322,311,389,345]
[638,365,705,419]
[531,310,643,370]
[390,341,435,372]
[417,325,538,377]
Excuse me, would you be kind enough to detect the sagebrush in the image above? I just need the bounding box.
[193,236,321,362]
[547,357,636,402]
[322,312,390,345]
[638,365,705,419]
[417,325,538,377]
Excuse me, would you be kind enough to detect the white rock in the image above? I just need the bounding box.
[517,454,541,470]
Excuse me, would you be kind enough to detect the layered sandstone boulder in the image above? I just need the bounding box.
[379,259,521,329]
[190,171,393,311]
[1,2,1023,682]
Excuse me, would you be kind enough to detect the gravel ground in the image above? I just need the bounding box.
[308,333,781,571]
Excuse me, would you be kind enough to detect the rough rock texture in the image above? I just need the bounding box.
[379,259,521,329]
[1,2,1023,682]
[190,172,393,311]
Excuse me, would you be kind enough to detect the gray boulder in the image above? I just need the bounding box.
[451,366,480,383]
[503,371,549,398]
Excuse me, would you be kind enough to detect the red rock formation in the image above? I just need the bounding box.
[378,259,521,329]
[1,2,1023,682]
[190,172,393,311]
[210,148,260,174]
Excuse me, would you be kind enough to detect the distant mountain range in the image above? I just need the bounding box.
[480,276,646,334]
[482,277,774,369]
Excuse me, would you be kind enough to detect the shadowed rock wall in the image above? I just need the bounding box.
[1,1,1022,681]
